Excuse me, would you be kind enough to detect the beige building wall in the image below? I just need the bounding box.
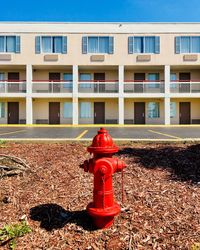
[125,69,164,81]
[171,98,200,124]
[0,69,26,80]
[78,70,118,80]
[1,29,200,66]
[33,70,72,81]
[79,98,118,124]
[170,69,200,80]
[10,33,200,66]
[0,98,26,124]
[1,23,200,125]
[124,98,164,124]
[33,98,73,124]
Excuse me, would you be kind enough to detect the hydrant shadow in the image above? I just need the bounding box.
[29,203,96,232]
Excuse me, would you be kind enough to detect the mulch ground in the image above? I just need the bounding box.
[0,142,200,250]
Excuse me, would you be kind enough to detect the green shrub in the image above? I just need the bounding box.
[0,140,6,146]
[0,220,31,249]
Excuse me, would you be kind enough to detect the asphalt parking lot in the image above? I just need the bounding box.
[0,125,200,141]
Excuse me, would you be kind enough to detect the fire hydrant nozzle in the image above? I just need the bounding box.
[80,127,126,229]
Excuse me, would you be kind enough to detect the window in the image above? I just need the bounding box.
[80,102,92,118]
[88,37,109,53]
[170,102,176,118]
[0,102,5,118]
[170,73,177,81]
[0,36,20,53]
[147,102,160,118]
[0,73,5,92]
[80,73,92,88]
[35,36,67,54]
[82,36,114,54]
[175,36,200,53]
[63,102,72,118]
[148,73,159,88]
[170,73,177,89]
[63,73,72,89]
[128,36,160,54]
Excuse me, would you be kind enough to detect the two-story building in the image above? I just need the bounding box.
[0,22,200,125]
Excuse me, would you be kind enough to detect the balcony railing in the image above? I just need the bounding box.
[124,81,164,93]
[170,81,200,93]
[78,80,119,93]
[5,79,200,95]
[0,81,26,93]
[32,81,73,93]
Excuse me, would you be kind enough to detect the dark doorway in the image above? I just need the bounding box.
[49,102,60,124]
[134,73,145,93]
[134,102,145,124]
[49,73,60,93]
[179,73,190,93]
[179,102,191,124]
[94,73,105,93]
[94,102,105,124]
[8,72,19,92]
[8,102,19,124]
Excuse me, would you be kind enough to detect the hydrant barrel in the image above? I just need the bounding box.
[93,170,114,208]
[80,128,126,229]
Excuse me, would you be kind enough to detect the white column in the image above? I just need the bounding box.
[26,64,32,96]
[164,65,170,94]
[164,97,170,125]
[118,97,124,125]
[26,97,33,125]
[72,65,78,125]
[118,65,124,125]
[26,64,33,124]
[164,65,171,125]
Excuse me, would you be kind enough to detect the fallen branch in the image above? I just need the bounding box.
[0,154,30,178]
[0,154,30,168]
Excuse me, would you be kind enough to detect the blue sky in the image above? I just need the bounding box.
[1,0,200,22]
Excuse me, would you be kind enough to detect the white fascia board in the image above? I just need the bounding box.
[1,22,200,34]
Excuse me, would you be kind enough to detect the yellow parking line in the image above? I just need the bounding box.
[0,129,26,137]
[76,130,88,140]
[148,130,182,139]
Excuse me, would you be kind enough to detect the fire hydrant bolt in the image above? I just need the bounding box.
[80,127,126,229]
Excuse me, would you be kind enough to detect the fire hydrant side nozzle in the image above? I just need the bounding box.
[80,127,126,229]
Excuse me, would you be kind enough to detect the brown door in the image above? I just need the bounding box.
[179,73,190,93]
[49,102,60,124]
[49,73,60,93]
[8,102,19,124]
[8,72,19,92]
[94,73,105,93]
[134,73,145,93]
[134,102,145,124]
[179,102,191,124]
[94,102,105,124]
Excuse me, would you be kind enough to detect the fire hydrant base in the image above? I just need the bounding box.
[87,202,120,229]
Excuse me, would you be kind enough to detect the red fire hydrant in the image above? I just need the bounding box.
[80,128,126,229]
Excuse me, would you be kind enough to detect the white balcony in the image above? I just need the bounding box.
[170,81,200,93]
[32,81,73,93]
[78,81,119,93]
[0,81,26,93]
[124,81,164,93]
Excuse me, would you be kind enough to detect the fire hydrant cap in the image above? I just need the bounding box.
[87,128,118,154]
